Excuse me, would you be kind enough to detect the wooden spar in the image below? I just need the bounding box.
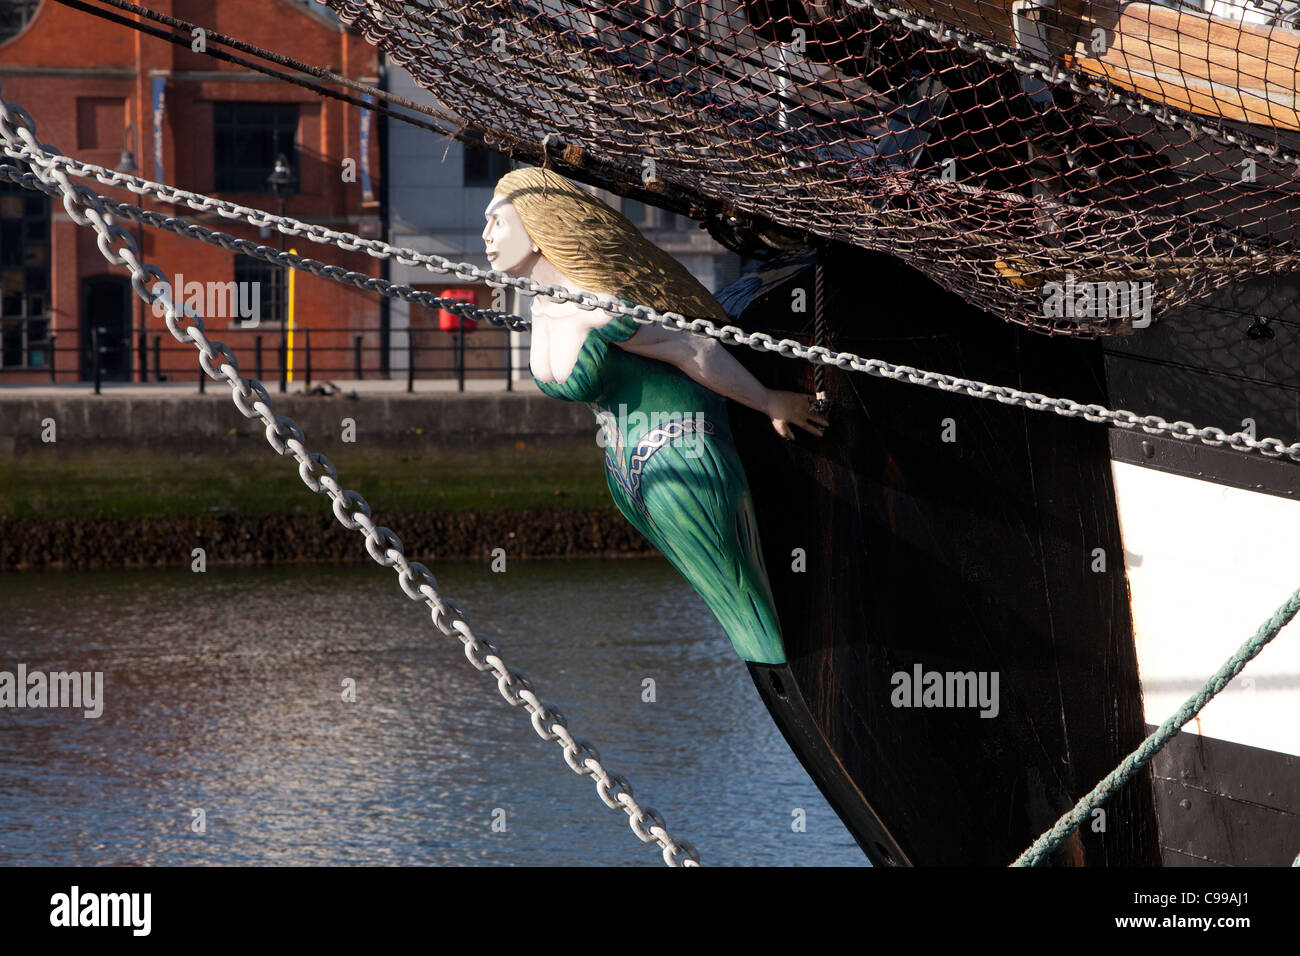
[892,0,1300,131]
[1066,52,1299,132]
[1067,3,1300,132]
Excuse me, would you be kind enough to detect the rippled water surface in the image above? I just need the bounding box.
[0,559,865,866]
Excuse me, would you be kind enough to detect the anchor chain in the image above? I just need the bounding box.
[5,137,1299,472]
[0,87,699,868]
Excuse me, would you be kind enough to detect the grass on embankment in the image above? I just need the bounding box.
[0,438,611,519]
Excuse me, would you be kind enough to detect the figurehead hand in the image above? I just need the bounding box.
[767,390,829,440]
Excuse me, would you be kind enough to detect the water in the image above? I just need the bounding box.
[0,559,865,866]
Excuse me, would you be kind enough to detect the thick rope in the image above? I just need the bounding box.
[811,253,827,407]
[50,0,463,142]
[70,0,460,125]
[1012,585,1300,866]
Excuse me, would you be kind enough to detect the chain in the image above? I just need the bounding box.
[7,134,1299,467]
[844,0,1300,174]
[0,89,700,868]
[0,140,526,330]
[5,136,1298,467]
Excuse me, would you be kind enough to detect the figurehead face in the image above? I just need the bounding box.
[482,195,541,276]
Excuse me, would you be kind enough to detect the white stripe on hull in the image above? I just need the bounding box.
[1111,460,1300,759]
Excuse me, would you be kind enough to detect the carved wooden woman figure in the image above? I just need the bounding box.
[483,167,827,665]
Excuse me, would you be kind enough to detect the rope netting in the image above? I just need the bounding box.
[324,0,1300,334]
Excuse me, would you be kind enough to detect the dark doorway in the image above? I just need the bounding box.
[81,275,132,382]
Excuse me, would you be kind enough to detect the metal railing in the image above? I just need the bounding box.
[1,324,523,394]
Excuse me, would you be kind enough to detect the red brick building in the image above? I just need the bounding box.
[0,0,383,384]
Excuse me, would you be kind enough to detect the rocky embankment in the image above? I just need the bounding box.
[0,508,655,571]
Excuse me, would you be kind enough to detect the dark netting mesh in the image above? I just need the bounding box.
[324,0,1300,334]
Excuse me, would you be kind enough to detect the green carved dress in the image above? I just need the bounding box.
[532,309,786,665]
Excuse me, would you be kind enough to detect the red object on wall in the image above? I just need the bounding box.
[438,288,479,332]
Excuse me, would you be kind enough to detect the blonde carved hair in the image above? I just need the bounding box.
[493,166,727,321]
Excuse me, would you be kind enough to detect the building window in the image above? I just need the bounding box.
[621,199,687,231]
[0,1,41,46]
[214,102,300,194]
[463,145,512,188]
[0,176,51,368]
[622,198,661,229]
[76,97,127,150]
[234,255,287,325]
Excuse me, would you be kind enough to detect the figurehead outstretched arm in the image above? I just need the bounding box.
[616,323,827,439]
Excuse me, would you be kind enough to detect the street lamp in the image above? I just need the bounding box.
[267,153,294,391]
[267,152,294,224]
[115,122,139,175]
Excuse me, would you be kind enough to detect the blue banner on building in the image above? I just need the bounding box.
[151,76,167,183]
[360,93,374,205]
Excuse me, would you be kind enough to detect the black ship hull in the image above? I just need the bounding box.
[722,246,1300,866]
